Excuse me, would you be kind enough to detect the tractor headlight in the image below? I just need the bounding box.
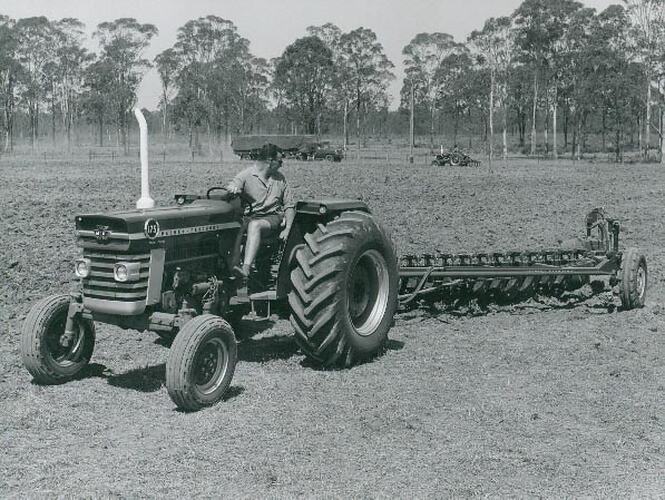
[113,262,141,282]
[74,258,91,278]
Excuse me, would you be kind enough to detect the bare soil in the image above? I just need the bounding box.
[1,155,663,497]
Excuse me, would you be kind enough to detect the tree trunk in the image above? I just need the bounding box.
[343,99,349,150]
[430,103,435,150]
[530,68,538,156]
[661,108,665,164]
[571,118,576,160]
[51,96,56,145]
[552,87,558,160]
[563,105,568,148]
[454,108,460,145]
[162,91,168,139]
[544,106,549,157]
[601,110,606,152]
[356,90,361,160]
[67,114,72,153]
[645,80,651,159]
[502,101,508,160]
[207,121,213,155]
[489,70,495,171]
[575,120,582,160]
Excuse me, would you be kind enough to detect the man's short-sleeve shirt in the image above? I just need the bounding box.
[228,166,294,216]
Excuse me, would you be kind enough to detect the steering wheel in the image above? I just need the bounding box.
[206,186,253,215]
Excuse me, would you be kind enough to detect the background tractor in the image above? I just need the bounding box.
[431,146,480,167]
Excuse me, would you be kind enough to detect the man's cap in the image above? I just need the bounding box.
[255,143,283,162]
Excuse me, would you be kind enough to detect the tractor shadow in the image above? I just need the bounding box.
[69,361,244,401]
[236,317,405,367]
[107,364,166,392]
[236,318,300,363]
[299,338,405,371]
[105,363,244,401]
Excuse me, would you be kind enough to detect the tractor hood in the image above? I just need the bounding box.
[75,198,243,252]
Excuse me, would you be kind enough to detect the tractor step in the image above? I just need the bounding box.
[248,291,277,301]
[229,290,277,306]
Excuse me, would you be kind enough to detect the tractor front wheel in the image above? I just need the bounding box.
[166,315,237,411]
[289,211,398,367]
[619,247,647,310]
[21,294,95,384]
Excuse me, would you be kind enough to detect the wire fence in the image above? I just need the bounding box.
[0,141,655,166]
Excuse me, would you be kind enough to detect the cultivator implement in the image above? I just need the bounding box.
[397,209,647,310]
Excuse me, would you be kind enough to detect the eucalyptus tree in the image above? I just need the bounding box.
[402,32,465,148]
[93,18,158,152]
[435,51,474,145]
[623,0,665,158]
[273,36,334,135]
[307,23,354,146]
[513,0,583,156]
[590,5,645,161]
[235,56,270,134]
[15,16,55,147]
[81,58,114,147]
[338,27,394,155]
[469,17,514,161]
[47,18,91,149]
[0,15,18,151]
[169,16,262,146]
[154,48,179,137]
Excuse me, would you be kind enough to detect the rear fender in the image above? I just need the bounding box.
[274,200,371,298]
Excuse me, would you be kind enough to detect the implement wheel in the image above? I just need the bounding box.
[619,247,647,310]
[166,315,237,411]
[21,295,95,384]
[289,211,398,368]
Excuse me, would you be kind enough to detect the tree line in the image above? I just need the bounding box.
[1,1,665,161]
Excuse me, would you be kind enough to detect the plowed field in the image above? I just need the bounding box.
[1,155,663,497]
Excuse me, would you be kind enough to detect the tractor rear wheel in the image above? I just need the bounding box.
[21,294,95,384]
[619,247,647,310]
[450,153,462,166]
[289,211,398,368]
[166,315,237,411]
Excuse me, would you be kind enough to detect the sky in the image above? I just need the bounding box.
[1,0,618,110]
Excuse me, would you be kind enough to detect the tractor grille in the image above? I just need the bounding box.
[81,251,151,302]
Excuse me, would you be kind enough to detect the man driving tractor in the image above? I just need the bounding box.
[226,143,295,279]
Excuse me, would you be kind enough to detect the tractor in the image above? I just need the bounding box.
[21,110,648,412]
[431,146,480,167]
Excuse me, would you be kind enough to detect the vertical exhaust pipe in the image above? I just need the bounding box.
[134,107,155,210]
